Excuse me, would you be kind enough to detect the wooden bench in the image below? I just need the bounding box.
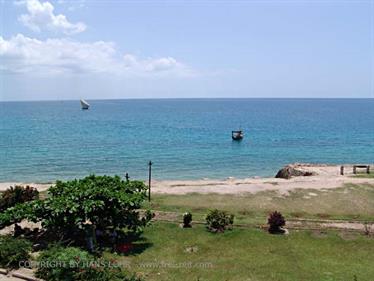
[353,165,370,174]
[340,165,371,175]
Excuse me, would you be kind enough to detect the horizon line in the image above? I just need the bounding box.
[1,97,373,102]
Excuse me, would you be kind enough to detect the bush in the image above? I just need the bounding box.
[0,185,39,212]
[268,211,286,234]
[206,209,234,233]
[0,236,32,269]
[36,246,92,281]
[183,212,192,228]
[36,246,140,281]
[75,261,141,281]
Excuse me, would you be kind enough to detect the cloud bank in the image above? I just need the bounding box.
[0,0,193,77]
[0,34,187,76]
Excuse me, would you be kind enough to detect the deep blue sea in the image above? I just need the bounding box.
[0,99,373,182]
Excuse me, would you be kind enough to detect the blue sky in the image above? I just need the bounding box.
[0,0,373,101]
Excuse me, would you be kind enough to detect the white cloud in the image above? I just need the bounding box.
[145,57,179,72]
[0,34,189,76]
[17,0,86,35]
[122,54,183,73]
[56,0,86,11]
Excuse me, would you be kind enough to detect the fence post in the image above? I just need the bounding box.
[340,166,344,175]
[148,161,153,202]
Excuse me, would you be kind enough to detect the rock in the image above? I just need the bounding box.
[275,165,316,179]
[281,228,289,235]
[32,242,47,251]
[0,268,8,275]
[184,246,198,253]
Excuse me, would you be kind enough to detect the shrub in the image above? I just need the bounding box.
[36,246,93,281]
[0,185,39,212]
[0,175,152,247]
[0,236,31,269]
[75,261,141,281]
[205,209,234,233]
[268,211,286,234]
[182,212,192,228]
[36,246,140,281]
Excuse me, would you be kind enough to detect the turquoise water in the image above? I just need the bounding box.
[0,99,373,182]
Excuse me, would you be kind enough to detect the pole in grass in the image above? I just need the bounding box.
[148,161,153,202]
[125,172,130,182]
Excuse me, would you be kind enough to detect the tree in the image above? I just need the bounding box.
[0,175,153,244]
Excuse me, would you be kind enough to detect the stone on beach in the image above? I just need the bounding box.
[275,164,316,179]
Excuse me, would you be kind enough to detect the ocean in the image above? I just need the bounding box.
[0,99,373,182]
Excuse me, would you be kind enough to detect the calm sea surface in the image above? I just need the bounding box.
[0,99,373,182]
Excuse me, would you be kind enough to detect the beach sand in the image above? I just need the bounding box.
[151,164,374,195]
[0,164,373,195]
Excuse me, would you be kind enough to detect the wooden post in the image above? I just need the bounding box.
[148,161,153,202]
[340,166,344,175]
[353,165,357,174]
[367,166,370,174]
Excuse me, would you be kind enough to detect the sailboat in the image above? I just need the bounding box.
[80,99,90,110]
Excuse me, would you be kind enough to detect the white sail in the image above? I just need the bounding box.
[80,99,90,110]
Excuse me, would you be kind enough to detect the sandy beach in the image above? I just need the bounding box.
[1,164,373,195]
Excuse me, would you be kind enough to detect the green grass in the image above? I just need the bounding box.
[8,181,374,280]
[144,184,374,223]
[124,183,374,280]
[107,222,374,281]
[354,173,374,179]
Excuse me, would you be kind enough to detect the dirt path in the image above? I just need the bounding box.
[152,211,374,233]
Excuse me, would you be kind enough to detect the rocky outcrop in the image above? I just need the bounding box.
[275,164,316,179]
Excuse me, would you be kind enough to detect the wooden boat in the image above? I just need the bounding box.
[80,99,90,110]
[232,130,243,140]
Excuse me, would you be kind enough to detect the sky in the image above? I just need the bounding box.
[0,0,373,101]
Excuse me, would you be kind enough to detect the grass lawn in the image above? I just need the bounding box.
[107,222,374,281]
[145,184,374,223]
[24,181,374,280]
[354,173,374,179]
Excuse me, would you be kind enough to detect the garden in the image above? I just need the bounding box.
[0,176,373,281]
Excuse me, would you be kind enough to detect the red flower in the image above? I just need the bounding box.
[116,243,133,253]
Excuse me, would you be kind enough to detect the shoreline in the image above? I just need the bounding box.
[1,164,373,195]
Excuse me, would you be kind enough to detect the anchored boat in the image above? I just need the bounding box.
[232,130,244,140]
[80,99,90,110]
